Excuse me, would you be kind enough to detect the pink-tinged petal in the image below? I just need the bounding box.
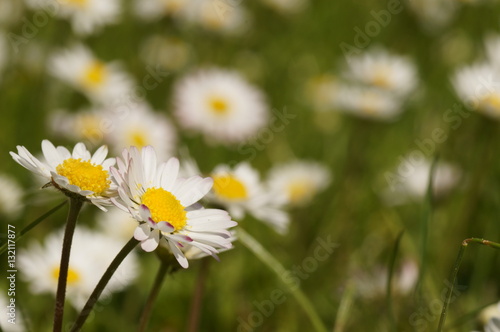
[41,140,63,168]
[168,240,188,268]
[139,204,152,221]
[141,231,160,252]
[134,224,151,241]
[168,234,193,244]
[160,158,179,191]
[147,218,156,227]
[157,221,174,233]
[91,145,108,165]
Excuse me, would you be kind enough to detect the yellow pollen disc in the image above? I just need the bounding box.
[481,94,500,111]
[212,175,248,200]
[208,97,229,115]
[56,158,110,195]
[287,181,313,204]
[372,68,391,88]
[62,0,88,7]
[82,61,107,88]
[52,267,81,285]
[141,188,187,231]
[127,130,148,149]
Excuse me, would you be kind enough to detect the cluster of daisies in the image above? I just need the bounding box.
[306,47,419,121]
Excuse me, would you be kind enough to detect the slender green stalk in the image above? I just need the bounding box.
[187,258,211,332]
[0,200,67,256]
[333,282,355,332]
[437,238,500,332]
[386,230,404,332]
[54,198,83,332]
[238,228,328,332]
[70,237,139,332]
[138,261,169,332]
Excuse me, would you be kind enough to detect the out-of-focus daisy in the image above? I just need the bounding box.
[382,158,460,205]
[210,162,289,234]
[48,108,107,145]
[25,0,120,35]
[18,226,138,309]
[0,293,25,332]
[0,174,23,218]
[140,35,191,72]
[107,103,177,161]
[134,0,187,21]
[260,0,308,15]
[336,85,403,121]
[344,48,418,97]
[110,146,237,268]
[96,207,138,243]
[49,44,133,105]
[452,62,500,120]
[305,74,339,112]
[407,0,458,31]
[10,140,116,210]
[180,0,249,35]
[267,161,331,207]
[173,68,268,144]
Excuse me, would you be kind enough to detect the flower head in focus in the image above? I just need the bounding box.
[10,140,116,210]
[173,68,268,144]
[111,146,237,268]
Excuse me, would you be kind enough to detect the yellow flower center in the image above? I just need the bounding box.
[127,130,148,149]
[481,93,500,112]
[287,181,313,204]
[82,61,107,88]
[212,175,248,200]
[141,188,187,231]
[372,67,391,88]
[208,96,229,115]
[61,0,88,7]
[56,158,110,195]
[52,267,80,285]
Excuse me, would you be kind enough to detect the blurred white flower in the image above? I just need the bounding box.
[49,44,134,105]
[10,140,116,210]
[18,226,138,309]
[344,48,418,97]
[48,108,107,145]
[106,103,177,161]
[477,302,500,328]
[173,68,268,144]
[134,0,187,21]
[452,62,500,120]
[0,174,23,219]
[180,0,249,35]
[210,162,289,234]
[267,160,331,206]
[406,0,458,31]
[336,85,403,121]
[111,147,237,268]
[382,158,460,205]
[259,0,308,15]
[26,0,120,35]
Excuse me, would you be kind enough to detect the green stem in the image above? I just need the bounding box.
[0,200,67,256]
[187,258,211,332]
[437,238,500,332]
[386,230,404,332]
[332,282,355,332]
[238,228,328,332]
[137,261,169,332]
[53,198,83,332]
[70,237,139,332]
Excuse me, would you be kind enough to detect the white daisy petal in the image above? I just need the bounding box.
[134,224,151,241]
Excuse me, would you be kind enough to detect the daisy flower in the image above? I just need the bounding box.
[407,0,458,31]
[106,103,177,161]
[25,0,121,36]
[49,44,133,105]
[48,108,107,145]
[210,162,289,234]
[344,48,418,97]
[0,174,24,218]
[267,161,331,206]
[134,0,187,21]
[452,62,500,119]
[336,85,403,121]
[10,140,116,210]
[110,146,237,268]
[173,68,268,144]
[18,226,138,309]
